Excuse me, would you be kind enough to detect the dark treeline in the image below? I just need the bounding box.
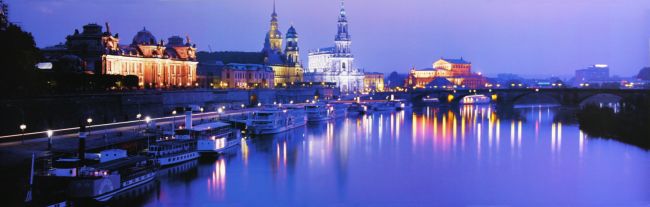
[577,96,650,149]
[0,15,139,98]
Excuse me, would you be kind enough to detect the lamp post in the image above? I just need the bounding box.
[19,124,26,144]
[171,110,177,136]
[46,130,53,150]
[86,118,93,135]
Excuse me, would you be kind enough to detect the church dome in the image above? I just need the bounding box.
[132,27,157,45]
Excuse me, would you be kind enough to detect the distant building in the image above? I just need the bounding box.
[196,3,303,87]
[574,64,610,86]
[220,63,274,89]
[306,0,365,93]
[363,72,384,92]
[43,23,198,88]
[262,3,304,85]
[405,58,487,89]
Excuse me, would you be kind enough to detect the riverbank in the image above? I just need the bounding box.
[576,97,650,150]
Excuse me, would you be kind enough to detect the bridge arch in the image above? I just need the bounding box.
[579,93,623,107]
[508,92,561,105]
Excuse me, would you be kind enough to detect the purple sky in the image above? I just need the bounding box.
[6,0,650,77]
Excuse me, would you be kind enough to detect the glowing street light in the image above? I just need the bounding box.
[136,113,142,119]
[19,124,26,144]
[86,118,93,125]
[46,130,53,150]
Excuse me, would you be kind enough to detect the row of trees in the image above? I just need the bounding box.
[577,96,650,149]
[0,1,139,97]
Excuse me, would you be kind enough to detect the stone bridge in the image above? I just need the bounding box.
[374,88,650,106]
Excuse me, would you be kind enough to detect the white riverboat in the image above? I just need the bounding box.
[422,96,440,104]
[195,122,242,154]
[305,103,334,122]
[147,136,199,167]
[347,102,368,114]
[38,149,157,202]
[461,94,491,105]
[247,108,306,135]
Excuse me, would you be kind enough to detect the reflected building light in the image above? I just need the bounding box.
[453,113,458,148]
[517,121,522,149]
[551,123,556,152]
[241,139,249,166]
[510,121,515,150]
[557,122,562,151]
[496,119,501,151]
[461,115,466,149]
[579,130,585,156]
[488,113,493,150]
[412,114,417,146]
[283,141,287,166]
[476,123,481,155]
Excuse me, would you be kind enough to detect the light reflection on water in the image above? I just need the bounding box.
[125,105,649,206]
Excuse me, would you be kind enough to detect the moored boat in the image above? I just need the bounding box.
[195,122,242,154]
[247,108,306,135]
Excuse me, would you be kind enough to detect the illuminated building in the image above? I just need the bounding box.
[306,0,365,93]
[220,63,274,89]
[262,2,304,85]
[48,23,197,88]
[364,72,385,92]
[405,58,487,89]
[573,64,610,86]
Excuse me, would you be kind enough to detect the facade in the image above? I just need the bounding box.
[574,64,610,85]
[405,58,487,89]
[306,0,365,93]
[221,63,274,89]
[364,72,385,92]
[262,3,304,85]
[47,23,197,88]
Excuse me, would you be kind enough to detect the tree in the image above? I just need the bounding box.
[0,1,43,96]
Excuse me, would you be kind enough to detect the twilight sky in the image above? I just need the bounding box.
[6,0,650,77]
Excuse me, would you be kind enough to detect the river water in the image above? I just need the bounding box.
[113,105,650,206]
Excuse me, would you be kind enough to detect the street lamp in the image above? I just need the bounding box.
[46,130,53,150]
[136,113,142,119]
[172,110,177,135]
[86,118,93,135]
[19,124,26,144]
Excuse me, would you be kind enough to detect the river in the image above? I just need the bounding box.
[110,105,650,206]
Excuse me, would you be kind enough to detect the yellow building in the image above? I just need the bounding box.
[262,4,304,85]
[364,72,385,92]
[406,58,486,89]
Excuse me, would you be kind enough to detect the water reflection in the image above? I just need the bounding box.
[128,105,650,206]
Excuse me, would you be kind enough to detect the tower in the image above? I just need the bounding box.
[285,25,299,65]
[334,0,351,57]
[263,0,283,52]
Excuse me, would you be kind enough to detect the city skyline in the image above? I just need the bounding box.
[7,0,650,76]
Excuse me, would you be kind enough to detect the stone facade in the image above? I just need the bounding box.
[45,23,197,88]
[220,63,274,89]
[306,0,365,93]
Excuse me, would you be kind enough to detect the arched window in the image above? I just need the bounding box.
[342,62,346,70]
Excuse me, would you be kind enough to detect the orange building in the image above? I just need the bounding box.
[58,23,197,88]
[406,58,487,89]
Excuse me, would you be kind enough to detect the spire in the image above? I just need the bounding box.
[340,0,346,19]
[272,0,277,18]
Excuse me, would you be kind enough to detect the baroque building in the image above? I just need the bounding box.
[405,58,487,89]
[45,23,197,88]
[262,2,304,85]
[306,0,365,93]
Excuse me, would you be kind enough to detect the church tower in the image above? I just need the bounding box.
[263,0,283,52]
[285,25,299,66]
[334,0,351,57]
